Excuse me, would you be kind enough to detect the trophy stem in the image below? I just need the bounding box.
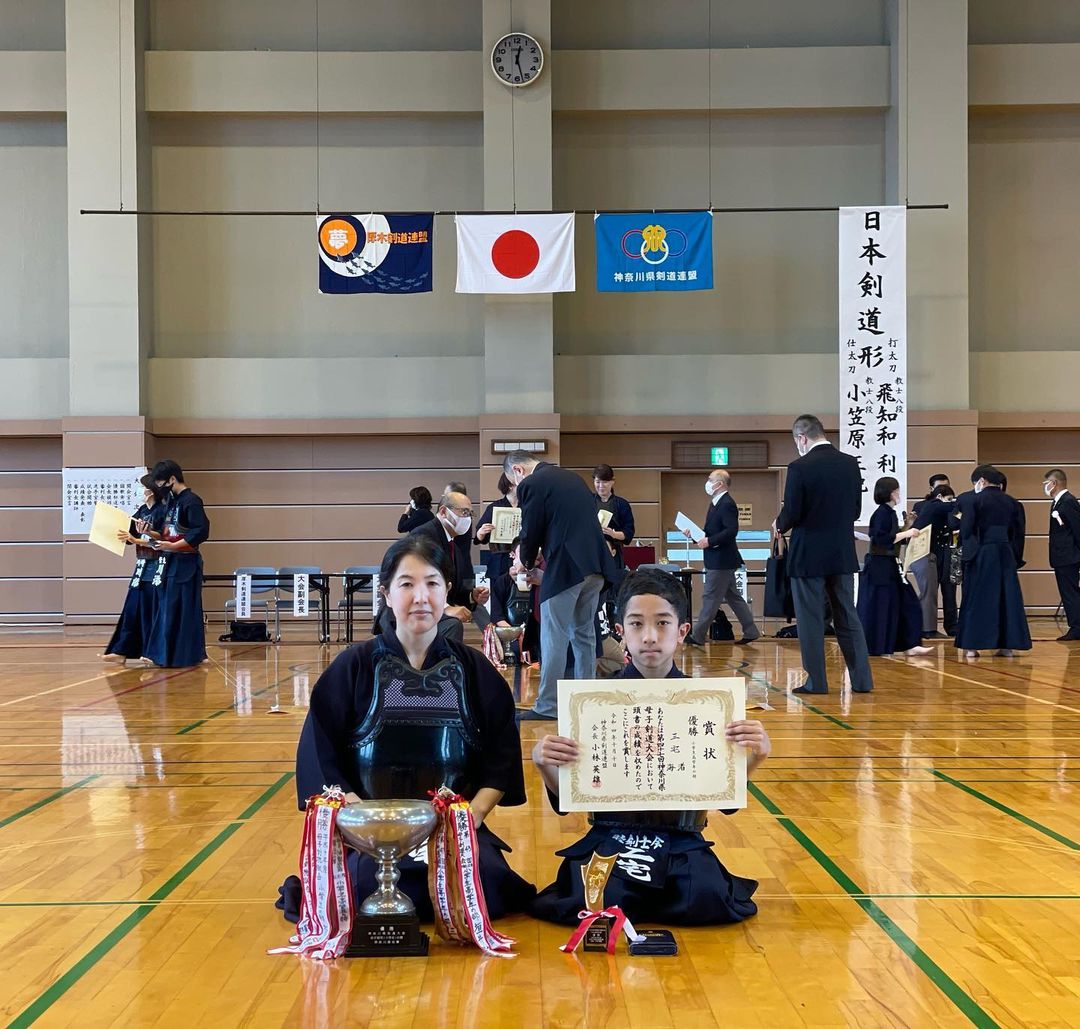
[377,852,399,897]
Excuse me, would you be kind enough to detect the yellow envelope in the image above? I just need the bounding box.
[89,502,132,557]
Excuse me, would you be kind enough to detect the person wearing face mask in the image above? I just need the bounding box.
[856,477,933,657]
[771,414,873,694]
[954,466,1030,658]
[397,485,435,534]
[143,460,211,667]
[592,464,635,568]
[377,490,487,645]
[1044,469,1080,641]
[684,470,761,647]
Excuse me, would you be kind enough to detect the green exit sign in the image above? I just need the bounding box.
[710,446,729,466]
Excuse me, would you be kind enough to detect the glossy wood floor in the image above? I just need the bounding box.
[1,626,1079,1028]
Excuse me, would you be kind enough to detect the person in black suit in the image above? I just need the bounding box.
[772,414,872,695]
[376,490,488,644]
[684,470,761,646]
[913,482,958,636]
[397,485,436,534]
[1045,468,1080,641]
[504,450,615,721]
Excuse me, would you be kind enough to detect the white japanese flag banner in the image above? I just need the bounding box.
[839,206,907,526]
[455,213,575,294]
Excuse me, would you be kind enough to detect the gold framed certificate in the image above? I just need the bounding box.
[557,678,747,811]
[490,506,522,545]
[902,525,932,573]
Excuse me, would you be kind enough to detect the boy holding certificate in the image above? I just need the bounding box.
[530,568,770,926]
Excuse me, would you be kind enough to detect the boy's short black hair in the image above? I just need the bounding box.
[616,568,689,625]
[151,459,184,484]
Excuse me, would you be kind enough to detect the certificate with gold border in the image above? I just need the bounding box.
[557,678,747,811]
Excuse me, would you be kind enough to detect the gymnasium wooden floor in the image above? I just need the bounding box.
[1,628,1079,1028]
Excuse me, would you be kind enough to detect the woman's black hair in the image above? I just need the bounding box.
[873,476,900,506]
[497,472,513,496]
[409,485,433,510]
[140,473,169,505]
[616,568,689,625]
[930,483,955,500]
[379,534,454,590]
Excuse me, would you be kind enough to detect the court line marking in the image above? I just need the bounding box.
[930,770,1080,852]
[6,772,294,1029]
[885,657,1080,713]
[0,673,115,708]
[0,776,98,830]
[749,782,999,1029]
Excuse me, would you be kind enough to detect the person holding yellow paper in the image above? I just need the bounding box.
[856,477,933,657]
[529,568,770,927]
[102,476,168,665]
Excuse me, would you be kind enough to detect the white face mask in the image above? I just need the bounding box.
[974,481,984,494]
[1044,482,1056,498]
[446,511,472,536]
[705,480,716,496]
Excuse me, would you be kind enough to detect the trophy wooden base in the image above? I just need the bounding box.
[344,914,430,957]
[582,916,614,952]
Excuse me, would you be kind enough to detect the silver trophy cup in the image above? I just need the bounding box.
[335,799,438,916]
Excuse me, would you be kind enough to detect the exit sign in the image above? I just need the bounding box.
[710,447,729,466]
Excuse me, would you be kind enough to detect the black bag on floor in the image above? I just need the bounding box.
[709,610,735,641]
[219,620,270,643]
[764,536,796,619]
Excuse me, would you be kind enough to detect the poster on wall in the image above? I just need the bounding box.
[62,467,147,534]
[838,206,907,525]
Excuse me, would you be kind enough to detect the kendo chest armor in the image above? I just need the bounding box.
[346,643,482,802]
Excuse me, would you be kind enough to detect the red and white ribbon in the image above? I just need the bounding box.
[560,906,645,955]
[268,786,354,960]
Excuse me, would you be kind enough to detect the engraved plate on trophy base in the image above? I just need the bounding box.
[344,914,430,957]
[582,916,614,952]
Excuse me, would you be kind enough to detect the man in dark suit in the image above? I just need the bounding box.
[684,470,761,646]
[504,450,614,720]
[1045,468,1080,641]
[376,490,487,644]
[773,414,872,694]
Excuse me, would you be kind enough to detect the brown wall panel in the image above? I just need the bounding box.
[980,429,1080,465]
[198,541,401,576]
[62,577,131,617]
[0,438,61,472]
[0,579,61,614]
[0,473,62,507]
[62,542,142,578]
[0,509,61,542]
[908,425,977,462]
[313,436,479,470]
[995,466,1079,498]
[1016,571,1064,608]
[0,544,62,578]
[63,431,150,467]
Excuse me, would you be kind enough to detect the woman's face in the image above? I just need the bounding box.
[890,488,900,507]
[143,489,155,506]
[507,485,518,506]
[383,553,448,635]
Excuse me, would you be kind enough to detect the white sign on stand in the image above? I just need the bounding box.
[235,574,252,619]
[293,574,310,617]
[62,467,147,534]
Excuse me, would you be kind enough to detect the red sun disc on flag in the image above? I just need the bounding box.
[491,230,540,278]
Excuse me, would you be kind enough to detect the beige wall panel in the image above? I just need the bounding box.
[204,505,415,542]
[62,431,150,467]
[1021,537,1049,572]
[995,466,1079,498]
[0,438,61,471]
[0,579,61,614]
[0,544,61,578]
[62,578,131,617]
[62,543,140,579]
[908,424,978,463]
[0,508,60,542]
[198,541,412,577]
[190,470,485,507]
[0,473,61,508]
[1020,500,1051,528]
[979,430,1080,465]
[1016,571,1064,608]
[313,436,479,471]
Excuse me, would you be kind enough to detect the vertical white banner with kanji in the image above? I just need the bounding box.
[839,206,907,525]
[62,467,147,534]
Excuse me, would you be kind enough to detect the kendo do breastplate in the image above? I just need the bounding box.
[347,642,482,802]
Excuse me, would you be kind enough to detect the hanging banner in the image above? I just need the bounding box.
[62,467,147,534]
[235,574,252,620]
[317,213,433,294]
[455,213,575,294]
[839,206,907,525]
[293,574,310,617]
[595,211,713,292]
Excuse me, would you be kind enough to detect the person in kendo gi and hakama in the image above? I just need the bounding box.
[278,533,535,923]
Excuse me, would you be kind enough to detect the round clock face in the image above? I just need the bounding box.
[490,33,543,87]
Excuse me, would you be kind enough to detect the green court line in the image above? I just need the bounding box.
[0,776,98,830]
[7,772,294,1029]
[749,782,999,1029]
[930,771,1080,851]
[176,679,292,735]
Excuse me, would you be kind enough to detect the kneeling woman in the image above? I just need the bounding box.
[857,476,933,657]
[284,534,535,922]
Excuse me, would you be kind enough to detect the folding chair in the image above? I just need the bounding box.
[223,566,276,635]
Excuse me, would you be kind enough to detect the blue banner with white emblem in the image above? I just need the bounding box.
[317,213,433,294]
[594,211,713,292]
